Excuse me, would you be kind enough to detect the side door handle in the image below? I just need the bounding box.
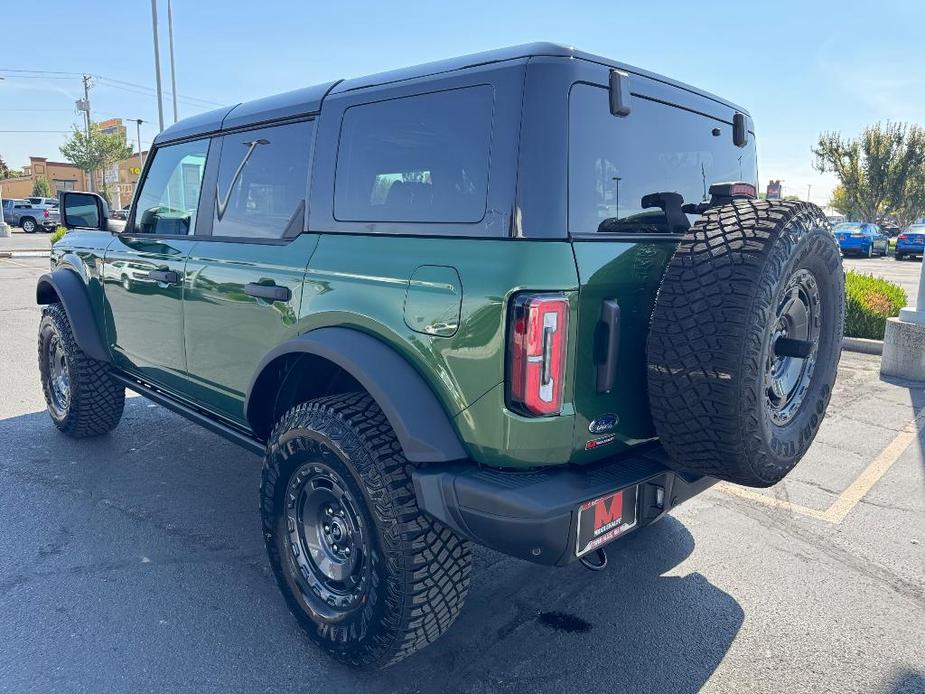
[147,269,180,285]
[596,299,621,394]
[245,282,291,302]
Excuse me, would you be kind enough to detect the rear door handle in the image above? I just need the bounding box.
[596,299,621,394]
[147,269,180,285]
[245,282,291,302]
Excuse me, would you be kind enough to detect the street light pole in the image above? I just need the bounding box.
[167,0,178,123]
[134,119,145,169]
[150,0,165,132]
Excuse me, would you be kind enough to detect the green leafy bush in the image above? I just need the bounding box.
[50,226,67,244]
[844,270,906,339]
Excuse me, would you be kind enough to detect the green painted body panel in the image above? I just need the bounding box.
[568,239,678,464]
[183,234,319,423]
[299,234,580,466]
[49,230,114,350]
[103,235,199,395]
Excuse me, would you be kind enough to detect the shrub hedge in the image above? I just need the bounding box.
[844,270,906,339]
[50,226,67,244]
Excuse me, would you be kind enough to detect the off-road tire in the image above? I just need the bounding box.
[38,303,125,436]
[260,392,472,668]
[21,217,37,233]
[647,201,844,487]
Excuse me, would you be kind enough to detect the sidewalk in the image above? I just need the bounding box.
[0,229,52,257]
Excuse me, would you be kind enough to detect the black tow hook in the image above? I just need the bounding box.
[579,547,608,572]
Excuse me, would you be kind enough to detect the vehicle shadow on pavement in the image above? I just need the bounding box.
[366,516,745,694]
[0,400,742,694]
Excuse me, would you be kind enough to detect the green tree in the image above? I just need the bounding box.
[32,176,51,197]
[813,121,925,224]
[829,184,859,220]
[59,123,132,204]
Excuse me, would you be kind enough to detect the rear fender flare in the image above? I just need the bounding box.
[245,327,467,463]
[36,268,109,362]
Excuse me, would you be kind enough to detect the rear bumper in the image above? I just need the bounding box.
[838,239,870,253]
[412,444,715,566]
[896,244,924,253]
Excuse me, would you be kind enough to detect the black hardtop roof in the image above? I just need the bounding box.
[154,42,747,145]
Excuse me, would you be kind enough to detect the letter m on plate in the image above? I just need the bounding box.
[593,491,623,530]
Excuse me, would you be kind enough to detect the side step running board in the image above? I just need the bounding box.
[110,372,265,456]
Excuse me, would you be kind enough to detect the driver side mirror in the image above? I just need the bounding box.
[58,191,110,231]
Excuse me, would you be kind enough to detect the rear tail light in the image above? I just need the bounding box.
[43,210,49,219]
[507,293,569,416]
[851,233,864,238]
[899,234,908,239]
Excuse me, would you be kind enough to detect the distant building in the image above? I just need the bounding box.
[0,151,147,209]
[0,157,87,199]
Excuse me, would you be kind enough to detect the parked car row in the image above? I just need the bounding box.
[2,198,60,233]
[833,222,925,260]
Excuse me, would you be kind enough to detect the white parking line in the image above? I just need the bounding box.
[719,414,923,524]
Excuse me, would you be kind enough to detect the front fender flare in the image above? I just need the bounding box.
[245,327,468,463]
[36,268,109,362]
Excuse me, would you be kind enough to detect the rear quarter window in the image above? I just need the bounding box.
[333,86,493,224]
[568,83,758,234]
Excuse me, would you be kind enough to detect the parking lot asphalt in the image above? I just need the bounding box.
[843,254,921,302]
[0,256,923,694]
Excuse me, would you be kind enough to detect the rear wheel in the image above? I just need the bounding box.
[896,253,904,261]
[260,392,472,668]
[866,243,873,258]
[647,201,844,487]
[21,217,37,233]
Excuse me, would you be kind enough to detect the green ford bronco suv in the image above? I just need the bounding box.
[39,43,844,667]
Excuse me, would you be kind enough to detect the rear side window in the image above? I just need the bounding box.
[212,120,313,239]
[334,86,493,224]
[134,139,208,235]
[568,84,758,234]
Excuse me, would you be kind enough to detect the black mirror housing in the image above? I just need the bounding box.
[58,191,110,231]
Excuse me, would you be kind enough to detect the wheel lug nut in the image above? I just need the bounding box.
[323,524,330,533]
[332,544,338,552]
[344,547,351,555]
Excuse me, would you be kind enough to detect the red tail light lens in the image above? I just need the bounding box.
[899,234,909,239]
[507,293,569,416]
[43,210,49,218]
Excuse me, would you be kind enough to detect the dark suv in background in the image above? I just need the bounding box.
[42,43,843,667]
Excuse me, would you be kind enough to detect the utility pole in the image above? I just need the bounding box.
[151,0,165,132]
[167,0,178,123]
[79,74,94,192]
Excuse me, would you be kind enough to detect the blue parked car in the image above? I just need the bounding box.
[833,222,889,258]
[895,224,925,261]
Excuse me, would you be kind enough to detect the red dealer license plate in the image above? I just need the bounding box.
[575,486,638,557]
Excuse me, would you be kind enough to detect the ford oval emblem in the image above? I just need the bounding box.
[589,414,618,434]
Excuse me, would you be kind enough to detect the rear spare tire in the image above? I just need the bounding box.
[647,200,844,487]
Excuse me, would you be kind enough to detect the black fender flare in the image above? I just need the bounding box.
[36,268,110,362]
[244,327,468,463]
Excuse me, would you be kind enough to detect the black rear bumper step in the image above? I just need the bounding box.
[412,444,715,567]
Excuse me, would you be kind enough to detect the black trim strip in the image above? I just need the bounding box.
[111,372,265,456]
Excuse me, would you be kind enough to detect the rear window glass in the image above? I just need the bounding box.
[834,223,862,230]
[568,83,758,234]
[212,120,313,239]
[334,86,493,224]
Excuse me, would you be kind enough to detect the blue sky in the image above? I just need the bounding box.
[2,0,923,206]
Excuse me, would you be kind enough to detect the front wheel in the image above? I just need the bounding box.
[260,392,472,668]
[38,303,125,436]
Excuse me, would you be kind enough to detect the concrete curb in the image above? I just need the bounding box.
[0,250,51,258]
[843,336,883,355]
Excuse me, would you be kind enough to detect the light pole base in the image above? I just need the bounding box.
[898,307,925,326]
[881,316,925,381]
[0,222,11,238]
